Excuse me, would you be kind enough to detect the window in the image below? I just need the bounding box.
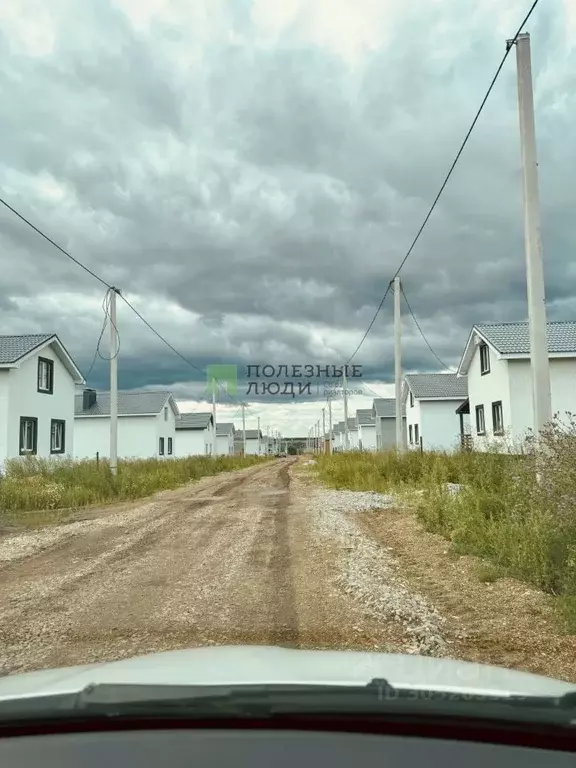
[50,419,65,454]
[159,437,165,456]
[475,404,485,435]
[19,417,38,455]
[37,357,54,393]
[167,437,173,455]
[409,391,414,407]
[492,401,504,436]
[164,407,168,421]
[414,424,419,444]
[479,343,490,375]
[408,424,413,444]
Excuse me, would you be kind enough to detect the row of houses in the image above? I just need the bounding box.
[328,321,576,453]
[0,334,274,466]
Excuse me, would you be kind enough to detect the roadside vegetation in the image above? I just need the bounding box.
[0,454,267,523]
[316,415,576,630]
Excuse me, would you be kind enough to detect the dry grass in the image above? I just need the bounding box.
[316,415,576,632]
[0,455,268,524]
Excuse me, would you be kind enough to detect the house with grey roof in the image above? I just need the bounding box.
[402,373,468,452]
[75,389,179,460]
[175,411,215,457]
[215,422,235,455]
[457,321,576,450]
[332,421,344,452]
[356,408,377,451]
[243,428,263,455]
[0,334,84,466]
[372,398,406,451]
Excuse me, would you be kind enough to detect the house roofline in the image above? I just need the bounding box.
[458,325,576,373]
[0,334,85,383]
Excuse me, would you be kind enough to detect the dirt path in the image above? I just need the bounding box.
[0,460,399,676]
[2,459,575,682]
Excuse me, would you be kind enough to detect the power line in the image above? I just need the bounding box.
[0,197,112,289]
[0,194,247,406]
[401,286,455,372]
[345,0,542,364]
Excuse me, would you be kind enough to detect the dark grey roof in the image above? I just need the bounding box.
[373,398,405,418]
[0,334,55,364]
[176,412,213,429]
[405,373,468,399]
[356,409,375,426]
[346,418,357,430]
[76,390,175,417]
[244,429,262,440]
[216,422,234,436]
[476,321,576,355]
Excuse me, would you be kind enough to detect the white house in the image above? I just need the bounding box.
[332,421,344,452]
[457,321,576,451]
[0,334,84,467]
[215,422,235,455]
[373,398,406,450]
[403,373,468,452]
[175,412,215,456]
[346,417,359,450]
[244,429,263,455]
[356,408,377,451]
[75,389,179,460]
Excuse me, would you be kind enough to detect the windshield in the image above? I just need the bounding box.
[0,0,575,705]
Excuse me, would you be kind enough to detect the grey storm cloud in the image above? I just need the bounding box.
[0,0,574,403]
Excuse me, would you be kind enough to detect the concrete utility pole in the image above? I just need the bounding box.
[257,416,261,455]
[508,32,552,438]
[109,287,119,476]
[241,403,247,456]
[343,366,350,450]
[393,276,404,453]
[211,385,217,457]
[322,408,326,454]
[328,396,333,454]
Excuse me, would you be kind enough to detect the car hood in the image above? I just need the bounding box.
[1,646,575,701]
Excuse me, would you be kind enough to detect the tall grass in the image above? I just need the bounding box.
[317,416,576,625]
[0,454,266,518]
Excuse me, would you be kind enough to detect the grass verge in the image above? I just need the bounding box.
[0,454,268,525]
[316,416,576,632]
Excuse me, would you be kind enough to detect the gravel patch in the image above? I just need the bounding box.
[311,489,447,656]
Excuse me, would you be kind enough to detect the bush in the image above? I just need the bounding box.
[0,454,267,516]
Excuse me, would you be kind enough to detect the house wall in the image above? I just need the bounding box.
[156,404,177,456]
[7,346,76,464]
[406,397,422,450]
[467,342,512,451]
[377,418,398,450]
[375,416,407,450]
[245,437,261,455]
[508,358,576,443]
[419,400,466,452]
[0,370,10,467]
[174,428,209,457]
[358,424,377,451]
[216,433,234,455]
[74,415,165,460]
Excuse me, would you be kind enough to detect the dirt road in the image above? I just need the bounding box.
[2,459,575,681]
[0,460,400,675]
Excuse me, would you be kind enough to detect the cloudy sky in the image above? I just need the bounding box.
[1,0,574,436]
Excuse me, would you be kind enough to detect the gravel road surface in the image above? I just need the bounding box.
[0,459,443,675]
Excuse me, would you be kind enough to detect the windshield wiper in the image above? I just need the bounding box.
[1,679,576,726]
